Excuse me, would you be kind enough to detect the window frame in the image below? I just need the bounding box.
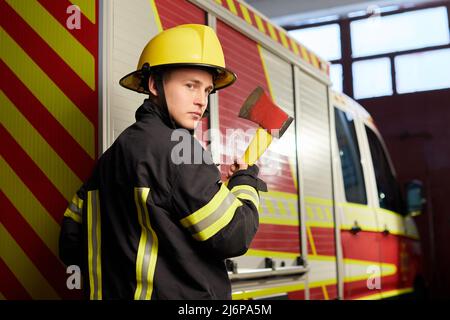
[361,122,405,215]
[333,106,369,206]
[284,1,450,99]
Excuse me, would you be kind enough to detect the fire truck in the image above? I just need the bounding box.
[0,0,425,300]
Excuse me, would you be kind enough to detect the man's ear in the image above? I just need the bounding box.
[148,75,158,96]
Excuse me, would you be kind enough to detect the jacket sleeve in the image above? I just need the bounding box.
[170,147,267,259]
[58,187,85,267]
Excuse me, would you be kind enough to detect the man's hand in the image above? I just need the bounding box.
[226,158,248,178]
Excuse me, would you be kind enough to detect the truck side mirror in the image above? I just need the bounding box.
[405,180,425,217]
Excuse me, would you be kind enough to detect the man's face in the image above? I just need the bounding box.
[158,68,214,130]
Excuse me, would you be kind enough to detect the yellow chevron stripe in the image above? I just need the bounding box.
[0,223,59,299]
[279,31,290,49]
[226,0,238,15]
[1,92,82,200]
[6,0,95,90]
[69,0,96,24]
[1,30,95,158]
[289,38,300,55]
[300,45,311,63]
[0,157,60,257]
[266,22,278,42]
[253,14,266,34]
[239,3,253,25]
[215,0,223,5]
[310,54,320,68]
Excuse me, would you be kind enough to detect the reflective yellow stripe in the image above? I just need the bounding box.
[290,38,299,55]
[0,224,59,299]
[6,0,95,90]
[193,198,242,241]
[239,3,253,25]
[230,185,259,209]
[259,217,299,226]
[300,45,310,63]
[64,193,84,223]
[1,30,95,158]
[266,23,278,42]
[246,249,299,259]
[279,32,290,49]
[310,54,320,68]
[180,184,229,228]
[64,209,82,224]
[0,157,60,256]
[254,14,266,34]
[322,286,329,300]
[69,0,96,24]
[226,0,238,15]
[307,226,317,255]
[134,187,158,300]
[87,190,102,300]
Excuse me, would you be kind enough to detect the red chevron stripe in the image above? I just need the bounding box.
[0,257,32,300]
[0,125,68,224]
[265,20,279,42]
[231,0,244,19]
[37,0,97,56]
[246,7,258,27]
[0,192,81,300]
[1,62,94,182]
[0,1,97,125]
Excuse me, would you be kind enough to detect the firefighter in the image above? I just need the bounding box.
[59,24,267,300]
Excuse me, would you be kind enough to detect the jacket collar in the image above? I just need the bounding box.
[135,99,194,135]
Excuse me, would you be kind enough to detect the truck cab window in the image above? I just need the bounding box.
[334,108,367,204]
[365,126,403,214]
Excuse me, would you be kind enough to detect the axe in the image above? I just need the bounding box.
[238,87,294,165]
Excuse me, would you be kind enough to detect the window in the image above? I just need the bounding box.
[289,23,341,61]
[395,48,450,93]
[330,64,343,92]
[334,108,367,204]
[351,7,450,57]
[365,127,403,214]
[352,58,393,99]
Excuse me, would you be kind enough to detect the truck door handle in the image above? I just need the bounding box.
[350,221,362,235]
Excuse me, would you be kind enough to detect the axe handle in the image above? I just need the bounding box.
[242,127,273,165]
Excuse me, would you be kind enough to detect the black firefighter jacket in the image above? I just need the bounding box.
[59,99,266,300]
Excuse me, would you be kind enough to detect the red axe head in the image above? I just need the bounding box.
[239,87,293,138]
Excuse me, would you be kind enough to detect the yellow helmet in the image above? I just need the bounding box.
[119,24,237,94]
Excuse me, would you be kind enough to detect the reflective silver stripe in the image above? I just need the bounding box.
[137,189,152,300]
[134,188,158,300]
[88,190,102,300]
[69,202,81,215]
[232,189,259,208]
[186,191,237,235]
